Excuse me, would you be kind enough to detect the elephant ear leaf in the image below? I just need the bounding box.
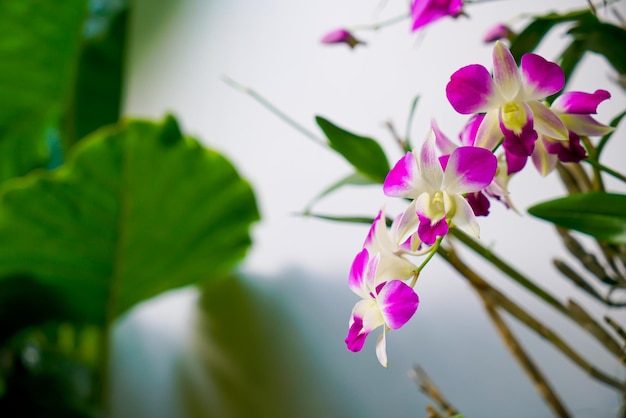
[0,115,260,327]
[528,192,626,245]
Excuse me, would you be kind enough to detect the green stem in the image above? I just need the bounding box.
[583,159,626,184]
[221,76,326,146]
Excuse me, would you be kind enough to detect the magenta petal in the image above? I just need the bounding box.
[377,281,419,330]
[483,23,512,43]
[444,146,497,194]
[345,315,370,352]
[348,248,369,295]
[546,132,587,163]
[505,150,527,174]
[364,210,383,248]
[520,53,564,100]
[432,119,457,155]
[552,89,611,114]
[417,214,448,245]
[501,114,537,156]
[321,29,364,49]
[466,191,490,216]
[459,114,484,147]
[411,0,463,31]
[446,64,496,114]
[384,152,417,197]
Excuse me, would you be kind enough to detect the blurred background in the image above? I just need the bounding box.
[110,0,626,417]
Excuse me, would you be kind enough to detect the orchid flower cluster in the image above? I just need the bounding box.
[345,39,613,367]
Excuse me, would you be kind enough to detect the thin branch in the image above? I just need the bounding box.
[409,365,459,417]
[437,245,626,393]
[477,290,571,417]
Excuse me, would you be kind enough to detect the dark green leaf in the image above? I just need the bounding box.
[510,10,592,61]
[568,21,626,75]
[315,116,390,183]
[528,192,626,244]
[64,6,129,146]
[0,0,87,181]
[0,116,260,325]
[556,40,586,97]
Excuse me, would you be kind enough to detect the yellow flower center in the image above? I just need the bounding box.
[502,101,527,133]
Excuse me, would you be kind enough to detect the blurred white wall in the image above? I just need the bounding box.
[112,0,626,417]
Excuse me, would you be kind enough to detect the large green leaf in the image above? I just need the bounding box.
[315,116,390,183]
[528,192,626,244]
[0,0,86,181]
[0,116,260,326]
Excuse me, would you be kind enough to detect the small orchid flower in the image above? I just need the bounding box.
[529,89,613,176]
[483,23,514,43]
[321,28,365,49]
[410,0,464,31]
[383,132,497,244]
[363,208,421,284]
[345,248,419,367]
[446,41,569,163]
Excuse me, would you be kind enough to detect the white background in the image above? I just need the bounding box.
[113,0,626,417]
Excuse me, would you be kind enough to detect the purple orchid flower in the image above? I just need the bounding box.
[411,0,464,31]
[321,28,365,49]
[383,132,497,245]
[446,41,569,173]
[345,248,419,367]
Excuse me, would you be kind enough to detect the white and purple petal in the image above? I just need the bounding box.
[558,114,615,137]
[449,195,481,238]
[493,41,521,101]
[446,64,497,114]
[442,146,498,195]
[552,89,610,114]
[527,101,569,141]
[519,53,564,100]
[417,213,449,245]
[474,109,504,150]
[383,151,421,198]
[418,134,445,190]
[377,280,419,330]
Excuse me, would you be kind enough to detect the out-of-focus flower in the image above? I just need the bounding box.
[411,0,464,31]
[446,41,569,174]
[320,28,365,49]
[345,248,419,367]
[383,132,497,245]
[483,23,514,43]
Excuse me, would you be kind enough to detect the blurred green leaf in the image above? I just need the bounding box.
[509,9,592,62]
[528,192,626,244]
[315,116,390,183]
[64,5,129,146]
[0,0,87,182]
[596,110,626,158]
[567,20,626,75]
[0,115,260,326]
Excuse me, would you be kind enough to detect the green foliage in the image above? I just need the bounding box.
[510,9,626,96]
[0,116,260,326]
[316,116,390,183]
[528,192,626,244]
[0,0,86,182]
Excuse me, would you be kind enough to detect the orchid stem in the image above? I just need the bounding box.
[221,75,327,146]
[350,13,409,32]
[583,159,626,184]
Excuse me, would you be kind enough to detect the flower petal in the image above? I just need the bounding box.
[531,137,558,176]
[459,113,484,147]
[418,133,444,190]
[493,41,521,101]
[505,149,527,174]
[383,151,420,198]
[558,114,615,137]
[466,191,490,217]
[527,101,569,141]
[442,146,498,195]
[520,53,564,100]
[348,248,378,297]
[474,109,503,150]
[432,119,457,155]
[552,89,610,114]
[345,315,369,352]
[377,280,419,330]
[417,213,448,245]
[449,195,481,238]
[411,0,463,31]
[446,64,497,114]
[375,330,388,367]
